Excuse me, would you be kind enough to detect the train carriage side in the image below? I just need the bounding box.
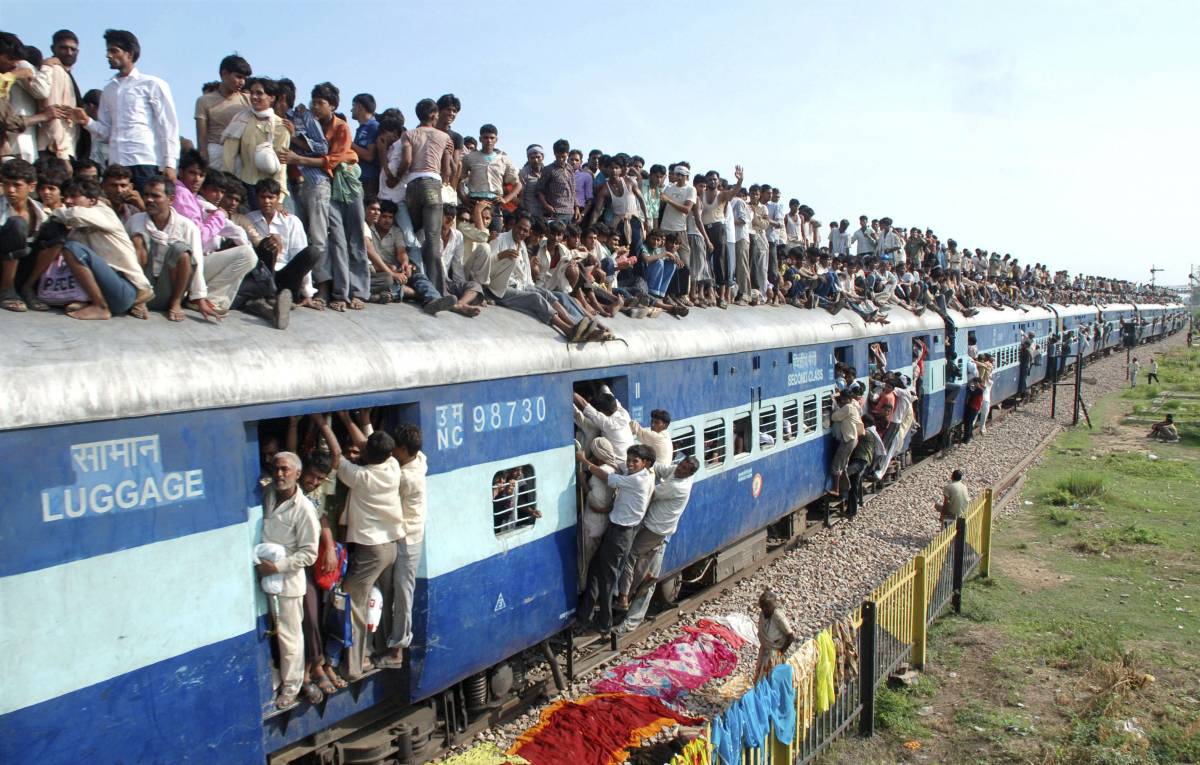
[1050,304,1101,371]
[942,307,1055,432]
[1100,303,1137,351]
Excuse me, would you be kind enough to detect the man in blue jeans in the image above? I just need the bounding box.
[26,178,152,320]
[397,98,452,294]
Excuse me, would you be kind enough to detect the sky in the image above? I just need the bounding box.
[5,0,1198,286]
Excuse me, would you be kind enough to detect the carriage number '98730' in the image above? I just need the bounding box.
[435,397,548,450]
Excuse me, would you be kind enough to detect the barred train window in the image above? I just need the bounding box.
[782,400,799,442]
[802,396,818,433]
[703,419,726,467]
[732,414,752,458]
[821,393,834,431]
[758,405,777,450]
[671,425,696,463]
[492,466,537,535]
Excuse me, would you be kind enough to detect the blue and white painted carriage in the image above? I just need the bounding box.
[0,298,1184,764]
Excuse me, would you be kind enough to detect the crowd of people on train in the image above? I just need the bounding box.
[0,29,1182,336]
[252,384,698,709]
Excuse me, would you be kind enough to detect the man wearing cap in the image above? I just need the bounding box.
[518,144,544,217]
[658,162,696,292]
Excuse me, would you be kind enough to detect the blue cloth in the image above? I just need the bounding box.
[769,663,797,745]
[713,697,745,764]
[740,677,771,748]
[287,107,330,187]
[353,117,380,182]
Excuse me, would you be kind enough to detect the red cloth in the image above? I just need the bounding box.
[685,619,747,650]
[511,693,703,765]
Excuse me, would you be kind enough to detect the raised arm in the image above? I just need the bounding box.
[717,165,745,203]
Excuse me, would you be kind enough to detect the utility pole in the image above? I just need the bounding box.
[1149,265,1163,286]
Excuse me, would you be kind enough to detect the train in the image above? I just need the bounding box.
[0,299,1186,765]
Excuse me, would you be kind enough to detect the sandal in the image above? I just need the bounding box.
[327,671,348,690]
[329,300,347,312]
[20,288,48,312]
[166,307,185,322]
[128,303,150,320]
[315,672,337,696]
[348,298,365,310]
[274,692,299,711]
[0,288,26,313]
[309,297,327,310]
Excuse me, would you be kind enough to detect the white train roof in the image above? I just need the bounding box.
[2,303,953,431]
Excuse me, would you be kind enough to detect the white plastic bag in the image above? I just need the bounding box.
[367,586,384,632]
[254,542,286,595]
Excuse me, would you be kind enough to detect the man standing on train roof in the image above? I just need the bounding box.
[257,451,319,710]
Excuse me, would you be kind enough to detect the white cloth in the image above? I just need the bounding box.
[260,488,319,597]
[6,62,51,162]
[485,230,533,296]
[710,612,760,649]
[254,543,286,595]
[642,462,694,537]
[86,67,180,169]
[606,466,655,527]
[379,140,406,203]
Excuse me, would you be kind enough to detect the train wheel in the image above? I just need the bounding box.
[654,573,682,606]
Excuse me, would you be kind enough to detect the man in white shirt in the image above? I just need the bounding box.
[72,30,180,191]
[630,408,673,465]
[333,430,404,681]
[876,217,903,264]
[731,187,752,302]
[484,211,587,338]
[235,178,319,328]
[257,451,319,709]
[617,455,698,609]
[379,424,428,670]
[576,444,657,636]
[38,29,81,161]
[574,389,634,460]
[125,176,209,322]
[850,215,876,258]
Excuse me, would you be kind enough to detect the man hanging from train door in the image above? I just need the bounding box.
[615,455,698,611]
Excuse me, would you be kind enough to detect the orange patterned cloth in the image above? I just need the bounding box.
[509,693,704,765]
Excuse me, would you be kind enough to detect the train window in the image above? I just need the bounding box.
[732,414,752,458]
[821,393,834,431]
[492,466,537,535]
[703,419,726,467]
[802,396,818,433]
[758,405,777,450]
[671,425,697,463]
[781,400,799,442]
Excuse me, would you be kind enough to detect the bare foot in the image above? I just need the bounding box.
[68,304,112,320]
[166,306,185,322]
[450,305,481,317]
[128,303,149,320]
[329,300,346,312]
[348,298,365,310]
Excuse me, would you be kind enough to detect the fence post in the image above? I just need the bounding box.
[980,489,994,578]
[911,555,928,669]
[952,517,967,614]
[858,600,877,737]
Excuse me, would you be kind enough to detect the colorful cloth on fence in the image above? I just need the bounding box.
[768,663,797,745]
[593,631,739,704]
[509,693,704,765]
[683,618,747,650]
[667,737,712,765]
[815,629,837,714]
[787,639,819,740]
[432,742,529,765]
[714,673,752,701]
[711,694,746,765]
[833,616,859,688]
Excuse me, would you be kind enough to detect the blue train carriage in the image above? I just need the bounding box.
[942,306,1056,433]
[1049,303,1100,371]
[1134,302,1171,342]
[1100,303,1138,352]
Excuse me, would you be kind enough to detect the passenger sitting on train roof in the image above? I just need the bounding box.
[617,454,698,611]
[330,428,404,681]
[233,178,320,329]
[257,450,320,710]
[370,200,457,316]
[0,159,45,312]
[20,177,153,320]
[124,175,209,322]
[630,408,673,465]
[422,202,484,315]
[483,211,611,342]
[574,388,634,460]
